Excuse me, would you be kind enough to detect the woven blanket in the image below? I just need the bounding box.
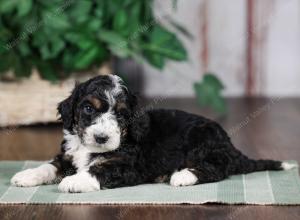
[0,161,299,205]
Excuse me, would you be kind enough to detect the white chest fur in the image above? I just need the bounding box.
[63,130,110,172]
[66,147,92,171]
[63,130,92,171]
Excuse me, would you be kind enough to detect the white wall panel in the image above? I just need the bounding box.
[143,0,300,97]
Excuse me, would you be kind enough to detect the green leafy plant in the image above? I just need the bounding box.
[194,73,227,114]
[0,0,187,81]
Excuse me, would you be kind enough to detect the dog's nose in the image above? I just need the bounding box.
[94,134,108,144]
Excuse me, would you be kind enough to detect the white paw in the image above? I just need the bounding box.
[58,172,100,193]
[170,169,198,187]
[11,164,57,187]
[281,162,298,170]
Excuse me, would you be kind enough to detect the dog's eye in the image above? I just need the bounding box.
[83,105,95,115]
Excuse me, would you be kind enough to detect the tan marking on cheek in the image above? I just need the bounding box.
[88,97,102,109]
[116,102,127,111]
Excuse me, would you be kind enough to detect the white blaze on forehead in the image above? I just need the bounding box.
[104,75,121,107]
[110,74,123,94]
[104,90,116,106]
[105,75,128,108]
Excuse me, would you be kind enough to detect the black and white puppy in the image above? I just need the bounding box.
[11,75,295,193]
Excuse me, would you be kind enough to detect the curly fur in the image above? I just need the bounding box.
[11,75,288,192]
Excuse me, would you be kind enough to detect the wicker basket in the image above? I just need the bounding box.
[0,64,111,127]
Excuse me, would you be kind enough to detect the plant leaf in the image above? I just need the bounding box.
[203,73,224,90]
[0,0,188,78]
[35,61,58,82]
[69,1,92,24]
[194,73,226,113]
[39,36,65,60]
[0,0,18,13]
[98,30,131,58]
[109,44,131,58]
[144,52,165,69]
[17,0,32,17]
[86,19,102,32]
[167,18,193,40]
[142,43,187,60]
[98,30,127,46]
[0,54,11,73]
[65,33,94,50]
[17,42,31,56]
[142,26,187,61]
[113,9,127,34]
[73,47,100,70]
[43,11,70,31]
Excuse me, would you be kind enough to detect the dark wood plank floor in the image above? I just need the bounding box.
[0,98,300,220]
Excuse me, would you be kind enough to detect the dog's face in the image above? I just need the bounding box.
[58,75,137,152]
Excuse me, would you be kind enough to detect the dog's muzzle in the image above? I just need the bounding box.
[94,134,109,144]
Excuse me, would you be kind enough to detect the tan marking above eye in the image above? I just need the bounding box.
[87,97,102,109]
[116,102,127,111]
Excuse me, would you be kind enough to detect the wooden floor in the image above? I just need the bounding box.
[0,98,300,220]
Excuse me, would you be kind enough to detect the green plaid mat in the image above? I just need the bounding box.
[0,161,300,205]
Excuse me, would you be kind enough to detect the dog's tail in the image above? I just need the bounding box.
[232,154,297,175]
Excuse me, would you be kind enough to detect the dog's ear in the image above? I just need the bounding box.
[57,83,81,131]
[126,90,150,141]
[129,112,150,142]
[125,89,138,111]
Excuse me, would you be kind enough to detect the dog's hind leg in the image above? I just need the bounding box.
[170,168,198,186]
[170,161,228,187]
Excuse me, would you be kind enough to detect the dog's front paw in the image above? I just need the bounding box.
[11,164,57,187]
[11,168,41,187]
[58,172,100,193]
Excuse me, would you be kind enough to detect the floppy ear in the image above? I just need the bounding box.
[57,83,81,131]
[126,90,150,141]
[129,113,150,142]
[127,90,138,111]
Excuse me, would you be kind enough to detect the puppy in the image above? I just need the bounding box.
[11,75,295,193]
